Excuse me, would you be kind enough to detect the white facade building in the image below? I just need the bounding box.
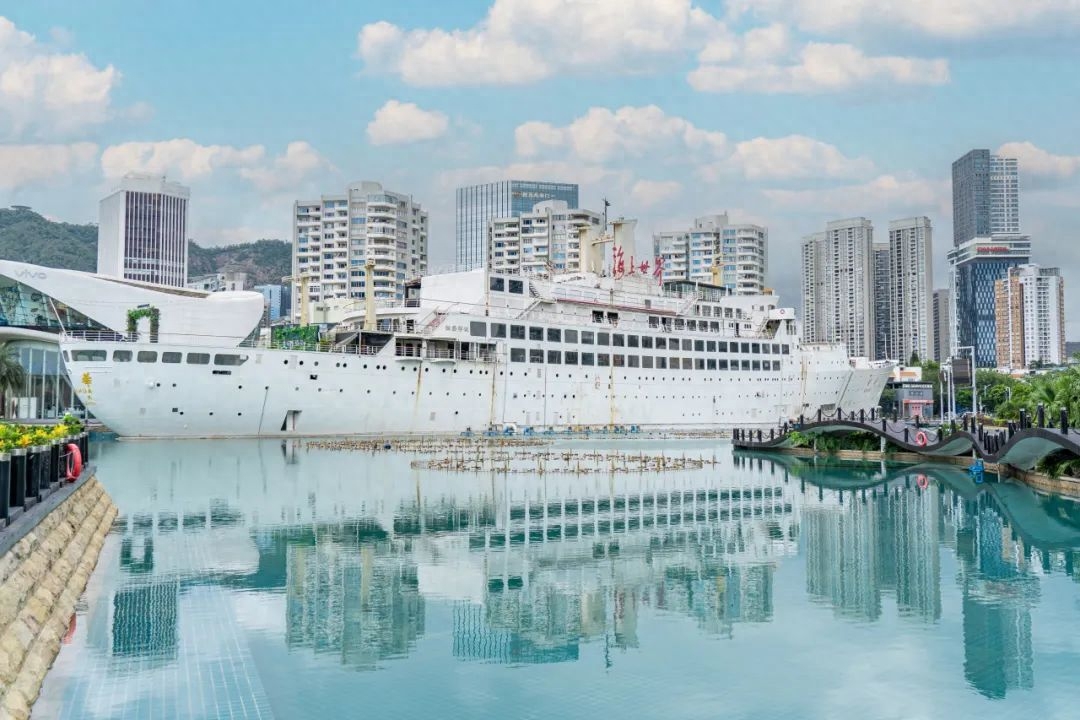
[486,200,602,275]
[97,174,190,288]
[292,181,427,322]
[995,264,1066,369]
[887,217,933,364]
[800,218,874,358]
[186,272,248,293]
[653,214,768,295]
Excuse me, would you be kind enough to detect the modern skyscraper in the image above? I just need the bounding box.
[97,173,190,287]
[456,181,579,271]
[994,264,1066,369]
[873,242,891,360]
[292,181,427,321]
[800,218,875,358]
[932,289,952,363]
[653,214,768,295]
[948,237,1031,367]
[888,217,933,364]
[952,149,1019,246]
[487,200,602,275]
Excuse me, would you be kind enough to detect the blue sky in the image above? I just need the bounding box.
[2,0,1080,333]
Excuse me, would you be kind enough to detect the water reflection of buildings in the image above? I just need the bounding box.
[84,440,1080,698]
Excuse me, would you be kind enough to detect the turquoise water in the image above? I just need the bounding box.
[35,440,1080,719]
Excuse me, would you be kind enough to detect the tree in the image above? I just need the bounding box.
[0,343,26,419]
[908,351,921,366]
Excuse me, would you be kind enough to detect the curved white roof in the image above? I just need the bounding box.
[0,260,264,347]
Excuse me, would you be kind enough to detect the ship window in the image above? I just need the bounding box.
[113,350,132,362]
[597,332,610,346]
[642,356,654,369]
[694,340,704,352]
[773,361,781,371]
[137,351,157,363]
[613,354,624,367]
[470,322,486,337]
[607,312,618,325]
[627,335,639,348]
[752,360,761,371]
[547,328,561,342]
[682,358,693,370]
[710,322,720,332]
[674,319,685,330]
[529,349,543,363]
[762,344,771,354]
[706,341,716,352]
[671,356,680,368]
[581,353,595,366]
[529,327,543,341]
[719,359,728,370]
[62,350,69,361]
[510,348,525,363]
[592,310,604,324]
[214,354,248,366]
[489,277,505,292]
[581,331,594,345]
[751,343,760,354]
[564,329,578,343]
[613,334,624,347]
[509,279,524,294]
[782,344,790,354]
[628,355,640,368]
[657,357,667,369]
[641,336,653,349]
[597,353,610,367]
[741,360,751,371]
[511,325,526,339]
[718,341,728,352]
[75,349,107,362]
[687,320,697,331]
[655,337,667,350]
[707,359,716,370]
[187,353,210,365]
[681,339,692,351]
[491,323,507,338]
[695,359,705,370]
[741,343,750,353]
[547,350,561,364]
[564,351,578,365]
[162,352,182,364]
[648,316,660,328]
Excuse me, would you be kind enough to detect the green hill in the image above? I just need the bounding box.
[0,206,291,285]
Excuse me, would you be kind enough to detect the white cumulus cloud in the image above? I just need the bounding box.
[366,100,449,146]
[997,141,1080,179]
[357,0,719,86]
[100,139,265,182]
[239,141,334,192]
[730,135,875,180]
[0,142,98,190]
[0,16,121,138]
[762,174,948,214]
[628,180,683,209]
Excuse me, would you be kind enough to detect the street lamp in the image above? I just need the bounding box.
[956,345,977,418]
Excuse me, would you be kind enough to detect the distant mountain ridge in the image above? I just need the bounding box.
[0,206,291,286]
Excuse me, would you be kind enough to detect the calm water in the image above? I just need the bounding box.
[35,439,1080,719]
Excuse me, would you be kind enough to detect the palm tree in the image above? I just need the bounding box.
[0,343,26,419]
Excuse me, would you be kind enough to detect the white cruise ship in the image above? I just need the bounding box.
[57,262,891,439]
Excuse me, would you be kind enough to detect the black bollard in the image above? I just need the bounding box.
[818,408,823,422]
[882,418,887,432]
[951,420,957,435]
[1037,404,1046,428]
[49,440,61,488]
[915,414,921,429]
[770,428,775,440]
[10,448,26,510]
[1061,408,1069,435]
[799,414,805,427]
[757,429,763,442]
[25,447,39,503]
[871,408,876,421]
[1019,409,1028,430]
[903,428,909,443]
[0,452,8,522]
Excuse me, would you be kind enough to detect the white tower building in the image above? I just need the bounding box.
[888,217,933,364]
[653,214,768,295]
[487,200,602,275]
[800,218,874,358]
[97,174,190,288]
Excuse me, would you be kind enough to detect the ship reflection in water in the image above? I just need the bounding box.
[37,440,1080,719]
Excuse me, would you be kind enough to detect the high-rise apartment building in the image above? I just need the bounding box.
[887,217,933,364]
[97,173,190,287]
[800,218,875,358]
[873,242,891,360]
[952,149,1019,246]
[292,181,427,321]
[487,200,602,275]
[932,289,952,363]
[653,214,768,295]
[456,181,579,271]
[994,264,1066,369]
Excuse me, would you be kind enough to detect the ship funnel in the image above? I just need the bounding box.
[612,219,637,258]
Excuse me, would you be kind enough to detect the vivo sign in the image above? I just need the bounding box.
[14,268,47,280]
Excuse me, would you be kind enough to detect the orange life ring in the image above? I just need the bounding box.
[916,474,929,490]
[914,430,928,447]
[65,443,83,481]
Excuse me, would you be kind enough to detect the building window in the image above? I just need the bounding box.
[491,323,507,338]
[581,352,595,366]
[564,329,578,343]
[642,356,654,369]
[547,328,561,342]
[529,327,543,341]
[613,334,625,347]
[547,350,561,364]
[511,325,525,339]
[694,340,704,352]
[509,279,524,294]
[529,349,543,363]
[597,332,610,346]
[613,354,625,367]
[581,330,594,345]
[564,351,578,365]
[597,353,610,367]
[642,336,653,349]
[628,355,640,368]
[489,277,505,292]
[681,339,692,351]
[510,348,525,362]
[656,337,667,350]
[470,321,486,337]
[718,342,728,352]
[657,357,667,369]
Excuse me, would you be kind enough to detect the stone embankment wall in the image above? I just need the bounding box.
[0,477,117,720]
